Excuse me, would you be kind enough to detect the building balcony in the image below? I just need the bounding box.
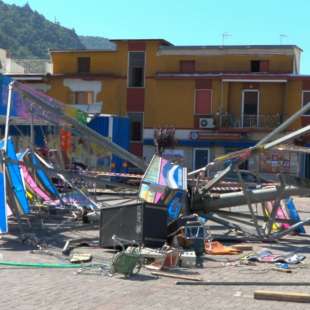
[220,113,283,129]
[4,58,52,74]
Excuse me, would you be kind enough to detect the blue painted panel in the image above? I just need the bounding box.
[0,76,19,117]
[88,115,130,173]
[112,116,130,150]
[88,116,109,136]
[285,198,306,234]
[0,138,29,214]
[0,172,8,233]
[31,153,59,198]
[167,191,185,221]
[112,116,129,173]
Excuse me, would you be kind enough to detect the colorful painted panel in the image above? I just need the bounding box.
[139,155,187,206]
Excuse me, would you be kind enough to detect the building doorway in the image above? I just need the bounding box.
[242,90,259,128]
[193,148,210,170]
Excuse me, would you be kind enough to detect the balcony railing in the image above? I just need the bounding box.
[5,58,52,74]
[220,113,283,129]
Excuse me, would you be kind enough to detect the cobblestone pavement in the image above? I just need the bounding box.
[1,197,310,310]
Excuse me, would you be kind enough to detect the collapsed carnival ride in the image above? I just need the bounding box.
[0,77,310,242]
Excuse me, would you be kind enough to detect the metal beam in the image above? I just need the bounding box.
[257,100,310,146]
[14,83,147,171]
[192,186,310,212]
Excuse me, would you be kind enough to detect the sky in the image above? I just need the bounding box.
[3,0,310,73]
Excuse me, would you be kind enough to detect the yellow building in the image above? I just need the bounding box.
[44,40,310,175]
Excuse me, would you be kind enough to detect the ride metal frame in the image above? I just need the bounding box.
[188,100,310,241]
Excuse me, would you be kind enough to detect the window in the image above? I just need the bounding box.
[180,60,195,73]
[77,57,90,73]
[195,89,212,114]
[128,112,143,141]
[128,52,145,87]
[251,60,260,72]
[72,91,94,105]
[250,60,269,73]
[242,90,259,127]
[302,91,310,116]
[193,148,209,170]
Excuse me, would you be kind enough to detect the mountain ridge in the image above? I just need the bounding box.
[0,1,112,58]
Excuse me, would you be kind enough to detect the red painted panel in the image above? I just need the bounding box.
[127,88,145,111]
[195,89,212,114]
[180,60,195,73]
[303,80,310,90]
[128,41,146,51]
[130,142,143,157]
[260,60,269,72]
[195,79,212,89]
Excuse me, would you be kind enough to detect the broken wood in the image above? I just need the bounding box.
[232,244,253,251]
[70,253,92,264]
[151,271,202,281]
[254,290,310,303]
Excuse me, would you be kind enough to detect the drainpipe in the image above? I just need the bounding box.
[219,80,224,128]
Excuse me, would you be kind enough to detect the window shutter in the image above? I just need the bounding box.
[180,61,195,73]
[195,89,212,114]
[260,60,269,72]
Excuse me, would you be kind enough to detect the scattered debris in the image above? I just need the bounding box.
[205,241,241,255]
[70,253,92,264]
[110,245,142,278]
[243,249,306,264]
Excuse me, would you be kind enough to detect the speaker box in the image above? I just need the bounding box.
[100,202,167,248]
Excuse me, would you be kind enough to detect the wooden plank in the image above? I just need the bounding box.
[176,281,310,286]
[232,244,253,251]
[254,290,310,303]
[271,267,292,273]
[151,271,202,282]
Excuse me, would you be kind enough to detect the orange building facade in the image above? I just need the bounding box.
[41,40,310,175]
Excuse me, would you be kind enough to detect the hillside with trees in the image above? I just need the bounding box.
[79,36,115,50]
[0,1,112,59]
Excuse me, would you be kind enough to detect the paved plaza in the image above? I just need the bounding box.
[1,198,310,310]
